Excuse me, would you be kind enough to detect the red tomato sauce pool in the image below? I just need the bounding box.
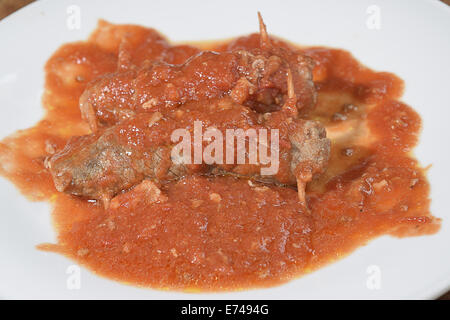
[0,20,440,291]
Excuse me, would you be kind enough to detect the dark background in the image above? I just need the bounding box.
[0,0,448,300]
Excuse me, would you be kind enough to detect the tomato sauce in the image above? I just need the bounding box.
[0,21,440,291]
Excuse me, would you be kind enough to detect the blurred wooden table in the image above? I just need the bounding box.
[1,0,448,300]
[0,0,33,20]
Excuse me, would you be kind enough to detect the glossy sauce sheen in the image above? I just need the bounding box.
[0,21,440,291]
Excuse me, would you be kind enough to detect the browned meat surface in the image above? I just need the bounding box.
[49,16,327,207]
[48,97,329,206]
[80,17,316,131]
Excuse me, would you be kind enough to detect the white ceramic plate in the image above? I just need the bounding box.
[0,0,449,299]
